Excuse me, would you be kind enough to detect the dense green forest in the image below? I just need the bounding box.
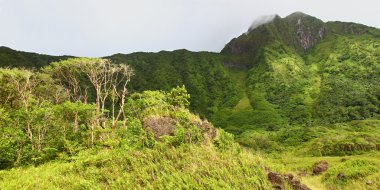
[0,12,380,189]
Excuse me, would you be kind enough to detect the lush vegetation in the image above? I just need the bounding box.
[107,50,240,118]
[0,59,226,169]
[0,58,272,189]
[0,12,379,189]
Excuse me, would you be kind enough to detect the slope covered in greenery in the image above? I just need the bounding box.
[107,50,240,118]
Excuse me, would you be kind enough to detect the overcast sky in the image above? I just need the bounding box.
[0,0,379,57]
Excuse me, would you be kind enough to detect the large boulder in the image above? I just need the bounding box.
[142,115,218,143]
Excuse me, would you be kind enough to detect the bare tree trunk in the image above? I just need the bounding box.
[91,126,94,148]
[91,121,95,148]
[16,141,24,165]
[26,122,33,148]
[38,127,41,151]
[111,88,116,129]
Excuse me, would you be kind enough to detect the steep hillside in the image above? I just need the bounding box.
[217,12,380,134]
[107,50,240,118]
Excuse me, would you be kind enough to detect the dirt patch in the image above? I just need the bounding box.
[288,179,311,190]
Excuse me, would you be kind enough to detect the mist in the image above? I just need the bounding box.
[246,15,277,34]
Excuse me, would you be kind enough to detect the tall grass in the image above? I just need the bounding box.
[0,145,272,190]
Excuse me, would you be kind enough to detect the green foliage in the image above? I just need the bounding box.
[323,159,380,188]
[213,129,238,151]
[233,120,380,156]
[212,107,286,135]
[274,126,317,146]
[167,85,190,108]
[236,130,283,152]
[108,50,240,118]
[0,108,22,169]
[310,36,380,123]
[302,122,380,156]
[117,118,148,149]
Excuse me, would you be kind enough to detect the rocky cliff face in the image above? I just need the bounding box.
[285,12,326,51]
[222,12,327,56]
[295,17,326,50]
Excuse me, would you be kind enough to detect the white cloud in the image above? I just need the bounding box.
[0,0,379,57]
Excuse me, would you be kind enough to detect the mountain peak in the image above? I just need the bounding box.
[222,12,327,57]
[282,12,323,28]
[285,11,311,18]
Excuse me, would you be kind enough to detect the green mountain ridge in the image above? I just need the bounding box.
[0,46,73,68]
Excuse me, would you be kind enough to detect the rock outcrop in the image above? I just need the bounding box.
[313,160,329,175]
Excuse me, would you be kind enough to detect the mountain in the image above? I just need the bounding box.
[1,12,379,134]
[226,12,379,126]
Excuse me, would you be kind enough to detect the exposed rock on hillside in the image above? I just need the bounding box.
[143,116,177,139]
[267,171,311,190]
[313,160,329,175]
